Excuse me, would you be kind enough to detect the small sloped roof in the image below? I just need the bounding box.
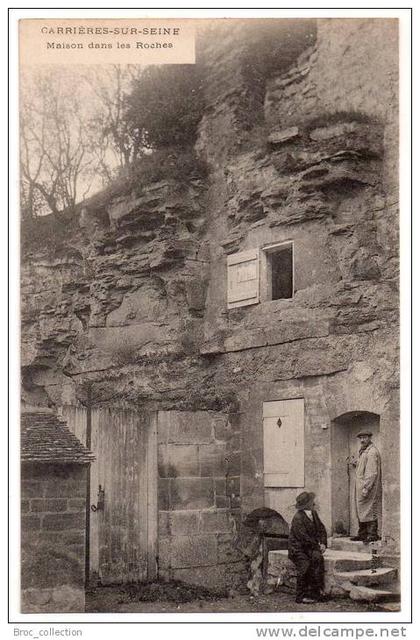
[21,410,95,465]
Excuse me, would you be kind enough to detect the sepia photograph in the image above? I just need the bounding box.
[12,10,410,624]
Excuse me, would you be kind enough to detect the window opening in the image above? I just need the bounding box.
[264,242,294,301]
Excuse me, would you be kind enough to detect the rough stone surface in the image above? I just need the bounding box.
[170,535,218,569]
[20,19,399,594]
[157,411,244,589]
[334,567,397,587]
[158,444,200,478]
[21,585,85,613]
[170,477,215,510]
[268,127,300,145]
[349,584,400,603]
[21,464,87,612]
[268,548,373,597]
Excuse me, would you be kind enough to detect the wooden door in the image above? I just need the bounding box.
[61,406,157,584]
[263,398,305,488]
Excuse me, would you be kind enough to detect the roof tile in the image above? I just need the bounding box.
[21,411,95,465]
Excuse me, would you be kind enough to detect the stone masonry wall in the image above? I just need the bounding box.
[157,411,246,589]
[21,463,87,612]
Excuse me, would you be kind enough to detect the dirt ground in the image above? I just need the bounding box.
[86,583,380,614]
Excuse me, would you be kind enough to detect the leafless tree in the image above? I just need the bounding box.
[20,69,99,218]
[85,65,143,182]
[20,65,145,219]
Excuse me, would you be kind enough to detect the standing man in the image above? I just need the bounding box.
[288,491,328,604]
[350,430,382,543]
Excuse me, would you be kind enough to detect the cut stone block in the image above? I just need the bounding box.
[199,443,227,476]
[334,567,397,587]
[376,601,401,612]
[330,537,370,553]
[158,537,171,569]
[166,411,213,445]
[158,511,170,537]
[21,585,85,613]
[170,510,199,535]
[158,444,200,477]
[170,477,214,510]
[200,510,232,533]
[349,584,400,603]
[270,548,371,570]
[158,478,170,510]
[328,550,372,572]
[170,534,218,569]
[268,549,372,597]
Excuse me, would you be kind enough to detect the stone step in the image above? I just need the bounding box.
[269,548,372,575]
[268,548,373,597]
[375,601,401,612]
[334,567,397,588]
[349,582,400,603]
[330,537,382,553]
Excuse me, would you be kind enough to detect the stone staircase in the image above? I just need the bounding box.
[267,537,400,607]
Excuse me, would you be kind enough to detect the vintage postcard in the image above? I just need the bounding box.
[8,6,413,634]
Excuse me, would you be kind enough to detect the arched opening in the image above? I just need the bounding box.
[331,411,381,537]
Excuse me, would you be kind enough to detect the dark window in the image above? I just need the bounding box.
[267,244,293,300]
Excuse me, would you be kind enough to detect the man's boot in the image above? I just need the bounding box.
[350,521,367,541]
[365,520,380,543]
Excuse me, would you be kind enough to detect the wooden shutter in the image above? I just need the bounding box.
[227,249,259,309]
[263,398,304,487]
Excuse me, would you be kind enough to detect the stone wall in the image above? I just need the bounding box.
[21,463,87,612]
[157,411,245,590]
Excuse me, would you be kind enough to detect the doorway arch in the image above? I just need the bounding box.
[331,411,381,537]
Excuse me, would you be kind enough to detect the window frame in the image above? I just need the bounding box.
[260,240,294,303]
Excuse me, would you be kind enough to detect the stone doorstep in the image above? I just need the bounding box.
[330,536,382,553]
[334,567,397,587]
[349,583,401,603]
[375,601,401,612]
[269,548,372,575]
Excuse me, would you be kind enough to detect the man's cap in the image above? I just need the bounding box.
[295,491,315,510]
[356,430,373,438]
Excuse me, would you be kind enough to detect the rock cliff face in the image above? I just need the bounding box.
[21,175,211,406]
[21,18,400,586]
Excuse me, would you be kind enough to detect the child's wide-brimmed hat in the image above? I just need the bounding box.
[295,491,315,510]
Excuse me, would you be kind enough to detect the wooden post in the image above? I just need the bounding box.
[147,413,158,579]
[85,386,92,587]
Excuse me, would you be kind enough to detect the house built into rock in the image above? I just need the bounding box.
[21,18,400,597]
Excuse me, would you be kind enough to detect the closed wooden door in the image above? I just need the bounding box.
[61,406,157,584]
[263,398,305,488]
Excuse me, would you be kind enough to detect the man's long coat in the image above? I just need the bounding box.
[355,443,382,522]
[288,510,327,566]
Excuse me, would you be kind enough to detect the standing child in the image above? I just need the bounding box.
[288,491,328,604]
